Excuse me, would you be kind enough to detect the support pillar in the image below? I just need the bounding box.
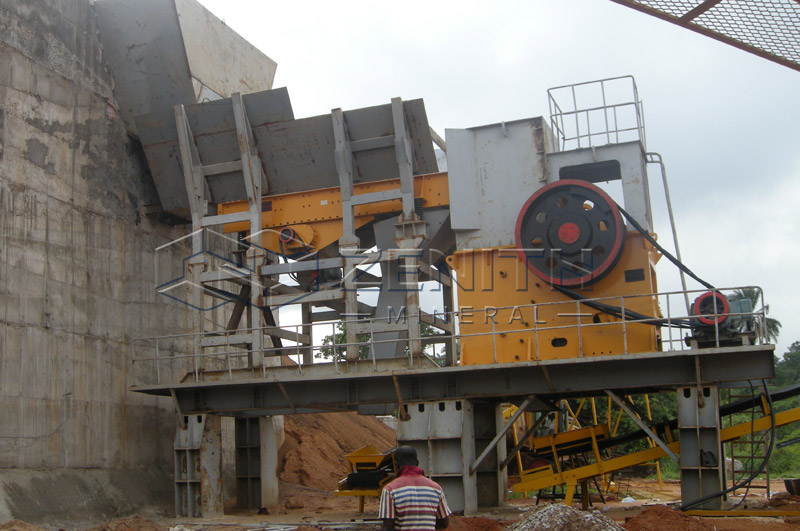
[395,217,427,360]
[473,401,507,509]
[397,400,475,514]
[200,415,224,515]
[341,245,361,362]
[259,416,285,507]
[234,417,260,509]
[301,303,313,365]
[234,415,284,509]
[175,414,223,517]
[397,399,507,515]
[678,386,723,510]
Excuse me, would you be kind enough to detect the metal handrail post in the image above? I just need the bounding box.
[491,319,498,363]
[621,297,628,354]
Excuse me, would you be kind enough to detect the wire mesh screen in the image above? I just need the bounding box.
[636,0,706,16]
[614,0,800,71]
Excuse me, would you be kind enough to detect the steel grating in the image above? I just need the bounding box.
[611,0,800,72]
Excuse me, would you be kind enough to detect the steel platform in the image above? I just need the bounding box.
[132,344,775,417]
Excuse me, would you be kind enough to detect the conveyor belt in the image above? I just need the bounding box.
[514,404,800,505]
[529,383,800,460]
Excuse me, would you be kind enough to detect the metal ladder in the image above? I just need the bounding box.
[724,388,771,497]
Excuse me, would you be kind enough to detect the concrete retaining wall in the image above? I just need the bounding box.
[0,0,194,520]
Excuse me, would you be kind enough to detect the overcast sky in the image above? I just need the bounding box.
[197,0,800,357]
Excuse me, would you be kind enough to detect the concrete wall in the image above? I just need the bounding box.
[0,0,194,519]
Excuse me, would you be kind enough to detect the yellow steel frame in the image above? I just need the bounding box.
[513,406,800,506]
[531,424,610,456]
[216,172,449,254]
[566,399,586,431]
[446,231,663,364]
[334,445,395,513]
[508,395,662,494]
[219,171,662,366]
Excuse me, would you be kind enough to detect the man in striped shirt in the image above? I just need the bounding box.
[379,446,451,531]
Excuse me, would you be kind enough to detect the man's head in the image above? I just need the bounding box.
[394,445,419,469]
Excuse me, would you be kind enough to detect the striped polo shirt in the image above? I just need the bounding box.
[378,466,451,531]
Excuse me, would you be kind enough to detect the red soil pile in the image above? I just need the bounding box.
[84,517,167,531]
[447,516,512,531]
[279,411,396,491]
[624,505,714,531]
[770,492,800,511]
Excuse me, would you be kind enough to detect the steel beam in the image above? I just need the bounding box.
[470,396,534,474]
[391,97,415,217]
[606,390,679,463]
[332,108,357,244]
[261,257,344,276]
[499,413,550,470]
[350,189,404,206]
[133,346,774,417]
[200,211,250,227]
[232,92,267,369]
[429,127,447,153]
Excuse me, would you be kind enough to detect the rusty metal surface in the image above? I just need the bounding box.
[610,0,800,72]
[138,92,437,214]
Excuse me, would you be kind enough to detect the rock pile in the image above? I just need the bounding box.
[506,504,623,531]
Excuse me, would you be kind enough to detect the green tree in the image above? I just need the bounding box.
[775,341,800,388]
[316,323,370,362]
[572,393,677,455]
[316,321,445,362]
[768,341,800,478]
[730,287,781,343]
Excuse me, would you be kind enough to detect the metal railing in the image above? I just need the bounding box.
[548,75,646,151]
[132,286,769,386]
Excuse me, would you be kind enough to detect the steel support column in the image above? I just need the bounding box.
[678,385,723,510]
[174,414,223,517]
[259,416,284,507]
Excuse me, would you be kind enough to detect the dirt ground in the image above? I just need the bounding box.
[4,413,800,530]
[4,478,800,531]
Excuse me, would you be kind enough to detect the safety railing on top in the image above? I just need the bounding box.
[131,286,769,386]
[547,75,646,152]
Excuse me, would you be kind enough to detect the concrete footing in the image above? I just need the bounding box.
[0,468,172,526]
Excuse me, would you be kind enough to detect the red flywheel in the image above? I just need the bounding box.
[515,180,626,287]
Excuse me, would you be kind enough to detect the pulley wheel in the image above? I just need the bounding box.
[515,180,625,287]
[691,291,729,326]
